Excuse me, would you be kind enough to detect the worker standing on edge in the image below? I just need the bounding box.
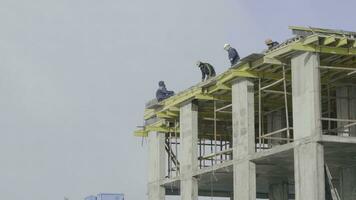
[156,81,174,102]
[196,61,216,82]
[265,39,279,50]
[224,43,240,67]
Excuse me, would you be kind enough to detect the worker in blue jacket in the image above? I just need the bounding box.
[224,43,240,67]
[196,61,216,81]
[156,81,174,102]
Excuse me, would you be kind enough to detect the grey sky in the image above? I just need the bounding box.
[0,0,354,199]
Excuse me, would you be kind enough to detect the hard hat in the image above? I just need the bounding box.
[223,43,231,50]
[158,81,165,86]
[265,39,273,45]
[196,61,202,67]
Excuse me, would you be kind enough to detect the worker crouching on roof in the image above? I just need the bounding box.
[156,81,174,102]
[196,61,216,82]
[224,43,240,67]
[265,39,279,50]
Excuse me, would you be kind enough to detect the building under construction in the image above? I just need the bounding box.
[135,26,356,200]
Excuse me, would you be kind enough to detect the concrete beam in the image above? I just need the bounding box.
[180,101,199,200]
[147,132,166,200]
[291,52,325,200]
[232,78,256,200]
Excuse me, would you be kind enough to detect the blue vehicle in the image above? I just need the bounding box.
[84,195,97,200]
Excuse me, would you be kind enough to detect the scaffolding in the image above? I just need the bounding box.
[257,64,293,151]
[319,65,356,136]
[165,121,180,178]
[198,100,232,169]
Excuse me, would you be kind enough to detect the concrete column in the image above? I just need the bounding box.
[232,78,256,200]
[291,52,325,200]
[340,167,356,200]
[291,52,322,140]
[336,87,356,199]
[269,182,289,200]
[336,86,356,136]
[147,132,166,200]
[180,101,198,200]
[350,87,356,135]
[266,110,285,147]
[294,143,325,200]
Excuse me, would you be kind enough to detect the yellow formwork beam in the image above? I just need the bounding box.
[134,129,148,137]
[291,43,356,56]
[323,36,336,45]
[336,37,348,47]
[303,34,320,45]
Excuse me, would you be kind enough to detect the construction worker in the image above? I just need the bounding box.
[156,81,174,102]
[265,39,279,50]
[196,61,216,81]
[224,43,240,67]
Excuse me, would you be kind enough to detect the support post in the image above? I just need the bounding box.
[147,132,166,200]
[180,101,198,200]
[291,52,325,200]
[232,78,256,200]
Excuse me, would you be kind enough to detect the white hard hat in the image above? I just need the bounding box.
[265,39,273,45]
[223,43,231,50]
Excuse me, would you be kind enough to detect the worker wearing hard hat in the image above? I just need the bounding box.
[265,39,279,50]
[196,61,216,82]
[224,44,240,67]
[156,81,175,102]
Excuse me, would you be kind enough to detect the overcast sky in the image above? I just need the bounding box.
[0,0,355,200]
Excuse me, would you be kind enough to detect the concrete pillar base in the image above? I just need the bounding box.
[180,101,199,200]
[148,183,165,200]
[147,132,166,200]
[340,167,356,200]
[294,143,325,200]
[269,181,289,200]
[233,161,256,200]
